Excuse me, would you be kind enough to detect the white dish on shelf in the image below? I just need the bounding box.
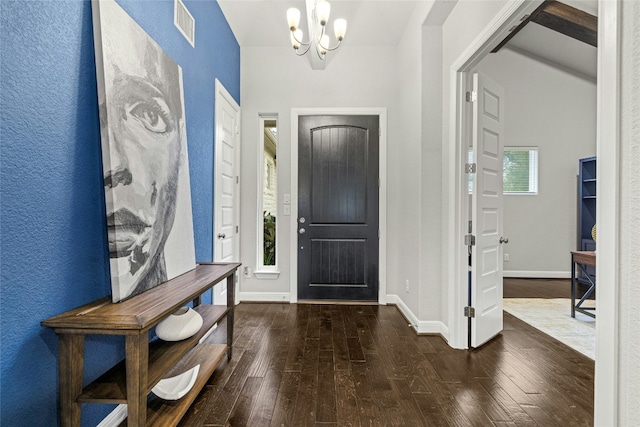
[151,364,200,400]
[156,306,203,341]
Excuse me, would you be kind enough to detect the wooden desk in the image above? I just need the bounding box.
[571,251,596,318]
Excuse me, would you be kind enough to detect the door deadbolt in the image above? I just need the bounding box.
[299,217,306,224]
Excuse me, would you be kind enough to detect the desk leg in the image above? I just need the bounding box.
[571,255,576,318]
[126,333,149,427]
[226,273,235,360]
[59,334,83,427]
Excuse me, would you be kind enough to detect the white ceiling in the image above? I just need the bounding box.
[505,0,597,79]
[505,23,597,79]
[217,0,420,48]
[218,0,597,78]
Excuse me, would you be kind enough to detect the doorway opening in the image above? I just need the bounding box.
[447,0,620,422]
[472,4,598,358]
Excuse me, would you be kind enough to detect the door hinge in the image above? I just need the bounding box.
[466,91,477,102]
[465,163,477,174]
[464,234,476,246]
[236,176,239,184]
[464,306,476,318]
[379,127,381,137]
[236,225,239,234]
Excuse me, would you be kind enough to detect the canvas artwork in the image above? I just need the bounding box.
[93,0,196,302]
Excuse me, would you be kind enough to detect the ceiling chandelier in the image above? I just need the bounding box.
[286,0,347,60]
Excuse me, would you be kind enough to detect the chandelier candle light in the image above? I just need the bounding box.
[287,0,347,59]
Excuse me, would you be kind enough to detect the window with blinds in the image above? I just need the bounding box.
[503,147,538,194]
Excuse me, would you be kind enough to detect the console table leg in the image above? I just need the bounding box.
[126,334,149,427]
[226,273,235,360]
[59,334,84,427]
[571,256,576,318]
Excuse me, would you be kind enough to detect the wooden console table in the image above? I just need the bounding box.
[570,251,595,318]
[42,262,240,427]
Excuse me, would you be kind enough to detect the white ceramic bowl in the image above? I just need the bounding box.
[156,306,203,341]
[151,364,200,400]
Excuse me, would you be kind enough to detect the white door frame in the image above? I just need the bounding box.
[446,0,620,424]
[593,1,620,424]
[213,79,241,304]
[289,107,388,304]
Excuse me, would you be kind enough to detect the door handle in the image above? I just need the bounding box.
[217,233,226,239]
[499,237,509,244]
[299,228,306,234]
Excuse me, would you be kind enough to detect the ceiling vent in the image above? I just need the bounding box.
[174,0,195,47]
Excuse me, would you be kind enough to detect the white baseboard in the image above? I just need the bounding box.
[386,294,449,339]
[98,404,127,427]
[504,270,571,279]
[237,292,290,302]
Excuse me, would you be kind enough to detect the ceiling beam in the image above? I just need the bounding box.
[491,1,549,53]
[531,1,597,47]
[491,0,597,53]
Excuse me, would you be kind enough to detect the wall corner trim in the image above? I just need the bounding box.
[386,294,449,338]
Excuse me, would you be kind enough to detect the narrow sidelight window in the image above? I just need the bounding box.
[258,116,278,269]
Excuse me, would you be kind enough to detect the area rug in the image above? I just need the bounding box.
[503,298,595,360]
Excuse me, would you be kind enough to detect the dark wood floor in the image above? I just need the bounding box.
[180,302,594,427]
[504,278,572,299]
[504,277,594,300]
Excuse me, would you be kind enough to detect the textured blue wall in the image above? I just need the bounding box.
[0,0,239,425]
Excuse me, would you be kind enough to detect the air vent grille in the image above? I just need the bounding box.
[174,0,195,47]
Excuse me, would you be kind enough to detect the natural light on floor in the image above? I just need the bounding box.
[503,298,595,360]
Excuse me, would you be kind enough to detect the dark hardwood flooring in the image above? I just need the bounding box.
[504,278,572,299]
[180,302,594,427]
[504,277,594,300]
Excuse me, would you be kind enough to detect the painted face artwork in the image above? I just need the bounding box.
[103,63,182,288]
[95,0,195,302]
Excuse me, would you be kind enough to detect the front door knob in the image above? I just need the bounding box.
[499,237,509,244]
[217,233,226,239]
[299,228,306,234]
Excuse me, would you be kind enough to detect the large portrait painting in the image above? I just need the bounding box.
[92,0,196,302]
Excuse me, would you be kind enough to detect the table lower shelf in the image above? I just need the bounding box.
[80,304,228,403]
[122,343,228,427]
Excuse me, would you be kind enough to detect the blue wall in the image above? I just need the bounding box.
[0,1,239,425]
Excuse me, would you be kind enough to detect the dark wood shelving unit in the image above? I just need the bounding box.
[577,157,596,287]
[42,262,240,427]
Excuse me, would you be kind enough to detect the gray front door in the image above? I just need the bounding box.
[297,115,379,301]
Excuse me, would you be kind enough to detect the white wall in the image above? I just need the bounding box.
[239,45,401,299]
[618,0,640,421]
[390,2,432,323]
[418,25,445,324]
[476,48,597,276]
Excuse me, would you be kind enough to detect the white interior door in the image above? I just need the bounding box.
[213,80,240,305]
[471,72,505,347]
